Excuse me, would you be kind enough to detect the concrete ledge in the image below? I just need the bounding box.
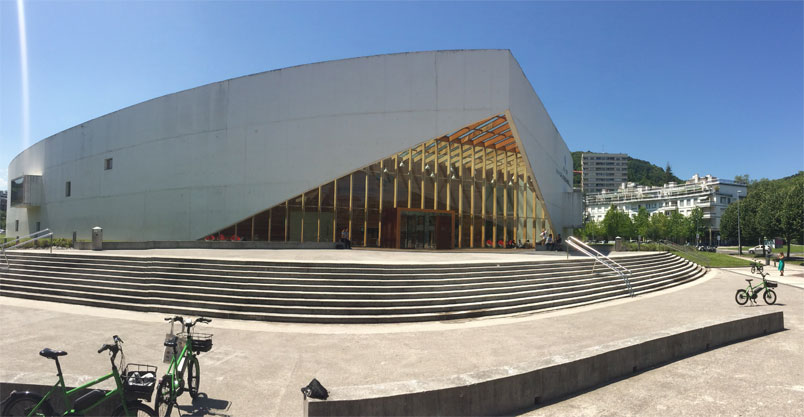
[305,311,784,416]
[73,241,337,250]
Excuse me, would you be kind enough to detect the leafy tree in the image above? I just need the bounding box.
[667,211,689,243]
[581,220,603,241]
[602,205,633,240]
[633,207,651,240]
[688,207,704,244]
[780,176,804,257]
[649,212,668,241]
[734,174,750,185]
[627,157,681,186]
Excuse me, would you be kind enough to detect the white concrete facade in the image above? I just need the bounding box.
[7,50,580,241]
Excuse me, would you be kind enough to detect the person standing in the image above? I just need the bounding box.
[554,234,563,251]
[546,233,554,251]
[778,253,785,276]
[340,228,351,249]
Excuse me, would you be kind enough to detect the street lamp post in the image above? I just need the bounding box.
[737,190,742,255]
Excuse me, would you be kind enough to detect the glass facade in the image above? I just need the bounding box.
[208,114,552,248]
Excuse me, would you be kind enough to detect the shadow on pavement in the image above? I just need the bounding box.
[176,393,231,417]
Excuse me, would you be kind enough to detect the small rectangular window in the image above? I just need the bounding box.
[36,222,40,232]
[66,181,71,197]
[104,158,113,170]
[15,220,19,232]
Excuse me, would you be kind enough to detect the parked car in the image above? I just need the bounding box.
[748,245,771,254]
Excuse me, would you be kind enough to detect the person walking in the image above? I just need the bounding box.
[554,234,562,251]
[778,253,785,276]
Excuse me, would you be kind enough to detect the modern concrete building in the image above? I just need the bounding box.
[581,152,629,193]
[584,174,747,242]
[7,50,582,248]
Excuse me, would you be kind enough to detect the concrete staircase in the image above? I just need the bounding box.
[0,251,705,323]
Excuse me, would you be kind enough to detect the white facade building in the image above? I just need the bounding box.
[7,50,582,247]
[585,174,746,238]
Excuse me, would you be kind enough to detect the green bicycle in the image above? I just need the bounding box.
[0,335,157,417]
[154,316,212,417]
[735,273,778,305]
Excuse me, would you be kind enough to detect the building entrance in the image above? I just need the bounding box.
[381,208,454,249]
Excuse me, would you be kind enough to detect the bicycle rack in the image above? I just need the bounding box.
[1,228,54,270]
[566,236,634,297]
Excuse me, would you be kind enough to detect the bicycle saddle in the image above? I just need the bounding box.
[745,279,753,283]
[164,336,178,348]
[39,348,67,359]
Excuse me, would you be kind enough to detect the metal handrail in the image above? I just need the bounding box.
[566,236,634,297]
[1,228,54,269]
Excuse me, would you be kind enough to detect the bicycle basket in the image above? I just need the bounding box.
[766,280,778,288]
[180,332,213,353]
[122,363,157,401]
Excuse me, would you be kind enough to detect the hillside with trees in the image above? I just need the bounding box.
[571,151,682,188]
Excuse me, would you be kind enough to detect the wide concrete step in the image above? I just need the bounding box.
[3,253,677,286]
[0,268,703,323]
[0,262,700,315]
[0,252,704,323]
[1,257,687,298]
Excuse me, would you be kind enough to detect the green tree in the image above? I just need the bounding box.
[780,176,804,257]
[649,212,668,241]
[602,205,633,240]
[664,163,675,183]
[581,220,603,241]
[633,207,651,240]
[667,211,689,243]
[734,174,750,185]
[688,207,704,244]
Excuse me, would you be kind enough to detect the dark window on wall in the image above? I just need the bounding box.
[65,181,71,197]
[15,220,19,232]
[36,222,40,232]
[104,158,113,170]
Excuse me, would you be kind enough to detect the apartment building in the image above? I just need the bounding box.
[584,174,747,241]
[581,152,629,193]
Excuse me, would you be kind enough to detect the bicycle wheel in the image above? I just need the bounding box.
[763,289,777,305]
[751,265,756,274]
[735,289,749,305]
[154,376,174,417]
[111,401,156,417]
[187,356,200,398]
[1,393,54,417]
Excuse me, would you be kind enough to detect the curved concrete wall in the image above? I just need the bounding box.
[7,50,579,241]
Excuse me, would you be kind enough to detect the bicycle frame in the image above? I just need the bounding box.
[26,365,130,416]
[164,336,195,393]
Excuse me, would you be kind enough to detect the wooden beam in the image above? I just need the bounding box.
[470,123,510,146]
[460,117,507,144]
[493,136,516,149]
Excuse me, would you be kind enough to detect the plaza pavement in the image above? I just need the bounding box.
[0,250,802,416]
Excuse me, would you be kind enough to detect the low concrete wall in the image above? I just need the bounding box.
[74,241,337,250]
[305,311,784,416]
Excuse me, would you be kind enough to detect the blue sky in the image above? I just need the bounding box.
[1,0,802,191]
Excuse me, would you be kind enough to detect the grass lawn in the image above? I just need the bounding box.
[771,244,804,254]
[671,250,754,268]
